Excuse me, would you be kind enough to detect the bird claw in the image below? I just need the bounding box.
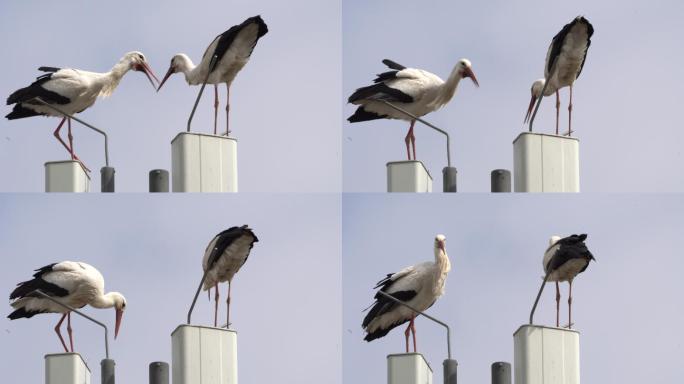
[562,322,574,329]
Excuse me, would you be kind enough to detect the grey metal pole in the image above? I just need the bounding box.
[31,290,110,359]
[188,268,210,324]
[529,272,550,324]
[490,169,511,192]
[377,291,452,359]
[381,101,453,167]
[187,55,218,133]
[528,61,558,132]
[443,359,458,384]
[443,167,457,192]
[491,362,511,384]
[101,358,115,384]
[30,98,111,167]
[101,167,115,193]
[149,169,169,192]
[149,362,169,384]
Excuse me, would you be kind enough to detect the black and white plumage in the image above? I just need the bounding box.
[202,225,258,328]
[362,234,451,352]
[543,234,595,328]
[7,261,127,352]
[5,52,159,170]
[348,59,478,160]
[525,16,594,135]
[157,15,268,136]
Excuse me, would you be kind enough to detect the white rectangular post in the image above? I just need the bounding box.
[513,132,579,192]
[45,353,91,384]
[387,161,433,193]
[513,325,580,384]
[171,132,238,192]
[387,353,433,384]
[45,161,90,193]
[172,325,238,384]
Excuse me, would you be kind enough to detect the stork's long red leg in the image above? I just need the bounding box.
[225,84,231,137]
[67,312,74,352]
[568,279,573,329]
[53,118,71,154]
[555,281,561,327]
[226,281,232,329]
[213,85,219,135]
[555,91,560,135]
[410,316,417,352]
[54,313,69,352]
[404,121,416,160]
[67,118,75,160]
[403,321,412,353]
[65,119,91,173]
[568,85,573,136]
[410,121,417,160]
[214,283,220,328]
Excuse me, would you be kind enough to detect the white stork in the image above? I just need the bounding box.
[362,234,451,352]
[348,59,479,160]
[5,52,159,170]
[202,225,258,328]
[524,16,594,135]
[543,234,595,328]
[7,261,127,352]
[157,15,268,136]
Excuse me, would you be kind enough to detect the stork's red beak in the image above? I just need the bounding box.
[463,67,479,87]
[524,94,537,123]
[114,308,123,339]
[438,240,446,252]
[157,66,175,92]
[136,62,160,89]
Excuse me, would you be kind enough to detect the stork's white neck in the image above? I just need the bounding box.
[433,65,466,107]
[90,292,121,309]
[99,58,134,97]
[175,54,199,83]
[434,246,451,274]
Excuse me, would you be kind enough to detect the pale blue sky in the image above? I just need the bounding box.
[343,0,684,192]
[0,0,341,192]
[0,194,341,383]
[343,194,684,383]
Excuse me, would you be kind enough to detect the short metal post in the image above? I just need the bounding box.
[490,169,511,192]
[101,358,115,384]
[443,359,458,384]
[149,169,169,192]
[491,362,511,384]
[101,167,115,193]
[149,362,169,384]
[443,167,457,192]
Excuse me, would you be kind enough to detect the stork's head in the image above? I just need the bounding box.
[435,234,447,253]
[110,292,127,339]
[457,59,479,87]
[157,54,193,92]
[524,79,546,123]
[122,51,160,89]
